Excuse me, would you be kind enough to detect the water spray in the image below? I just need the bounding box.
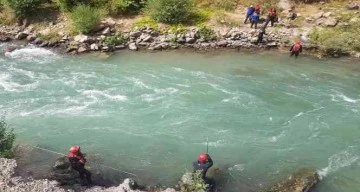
[31,145,138,177]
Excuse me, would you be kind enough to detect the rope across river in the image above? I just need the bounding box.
[31,145,138,177]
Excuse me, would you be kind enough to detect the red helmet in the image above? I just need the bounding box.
[69,146,80,154]
[198,153,208,163]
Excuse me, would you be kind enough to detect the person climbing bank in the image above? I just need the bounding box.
[68,146,92,185]
[251,12,260,29]
[244,5,255,24]
[290,41,303,58]
[193,153,215,191]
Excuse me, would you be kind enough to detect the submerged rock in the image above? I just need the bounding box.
[267,168,320,192]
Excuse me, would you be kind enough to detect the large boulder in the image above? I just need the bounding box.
[74,34,89,43]
[267,168,320,192]
[324,17,338,27]
[15,32,28,40]
[129,43,138,51]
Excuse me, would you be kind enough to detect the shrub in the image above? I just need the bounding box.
[196,25,217,41]
[308,27,360,55]
[145,0,194,24]
[102,34,128,46]
[56,0,76,12]
[109,0,146,14]
[70,4,102,34]
[3,0,42,18]
[0,119,16,158]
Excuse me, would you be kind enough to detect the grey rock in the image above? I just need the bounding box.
[324,17,338,27]
[130,31,142,37]
[161,43,169,49]
[26,35,36,42]
[231,41,244,47]
[115,45,126,50]
[39,41,49,47]
[138,42,150,46]
[78,47,89,54]
[136,38,142,44]
[33,38,43,45]
[305,17,314,23]
[314,11,324,19]
[0,36,11,42]
[347,4,359,10]
[102,27,111,35]
[74,34,89,43]
[90,43,99,51]
[152,44,163,50]
[216,40,228,47]
[150,31,160,37]
[267,42,278,47]
[185,37,196,44]
[15,32,28,40]
[48,39,58,47]
[129,43,138,51]
[267,168,319,192]
[143,35,153,42]
[323,12,332,18]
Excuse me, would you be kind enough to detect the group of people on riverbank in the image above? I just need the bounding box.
[244,4,278,30]
[67,145,216,191]
[244,3,302,57]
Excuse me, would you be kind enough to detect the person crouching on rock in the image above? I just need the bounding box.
[251,12,260,29]
[244,5,255,24]
[193,153,215,191]
[290,41,303,58]
[68,146,92,185]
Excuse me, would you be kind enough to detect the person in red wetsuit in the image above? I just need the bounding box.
[290,41,303,58]
[193,153,215,191]
[68,146,92,185]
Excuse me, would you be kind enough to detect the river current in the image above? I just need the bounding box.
[1,44,360,191]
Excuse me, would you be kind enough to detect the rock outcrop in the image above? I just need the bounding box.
[267,168,320,192]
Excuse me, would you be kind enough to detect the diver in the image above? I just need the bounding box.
[290,41,303,58]
[193,153,215,191]
[68,146,92,185]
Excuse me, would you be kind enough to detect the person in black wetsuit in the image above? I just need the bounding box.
[68,146,92,185]
[193,153,215,191]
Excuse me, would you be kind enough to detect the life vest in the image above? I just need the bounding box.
[255,5,261,14]
[270,9,277,17]
[293,43,301,52]
[68,152,86,165]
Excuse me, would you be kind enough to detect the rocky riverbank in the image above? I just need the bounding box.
[1,156,321,192]
[0,22,315,56]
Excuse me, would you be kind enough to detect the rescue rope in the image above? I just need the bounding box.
[31,145,138,177]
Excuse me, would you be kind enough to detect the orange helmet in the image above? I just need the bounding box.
[69,146,80,154]
[198,153,208,163]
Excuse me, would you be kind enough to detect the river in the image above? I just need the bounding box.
[0,44,360,191]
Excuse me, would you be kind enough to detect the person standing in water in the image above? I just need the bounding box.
[68,146,92,185]
[193,153,215,191]
[290,41,303,58]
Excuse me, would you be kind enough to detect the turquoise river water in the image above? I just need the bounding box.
[0,44,360,191]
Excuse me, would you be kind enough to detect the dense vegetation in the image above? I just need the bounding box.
[0,119,16,158]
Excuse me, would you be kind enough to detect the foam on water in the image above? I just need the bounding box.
[318,147,359,180]
[82,90,128,101]
[0,73,39,92]
[5,46,58,64]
